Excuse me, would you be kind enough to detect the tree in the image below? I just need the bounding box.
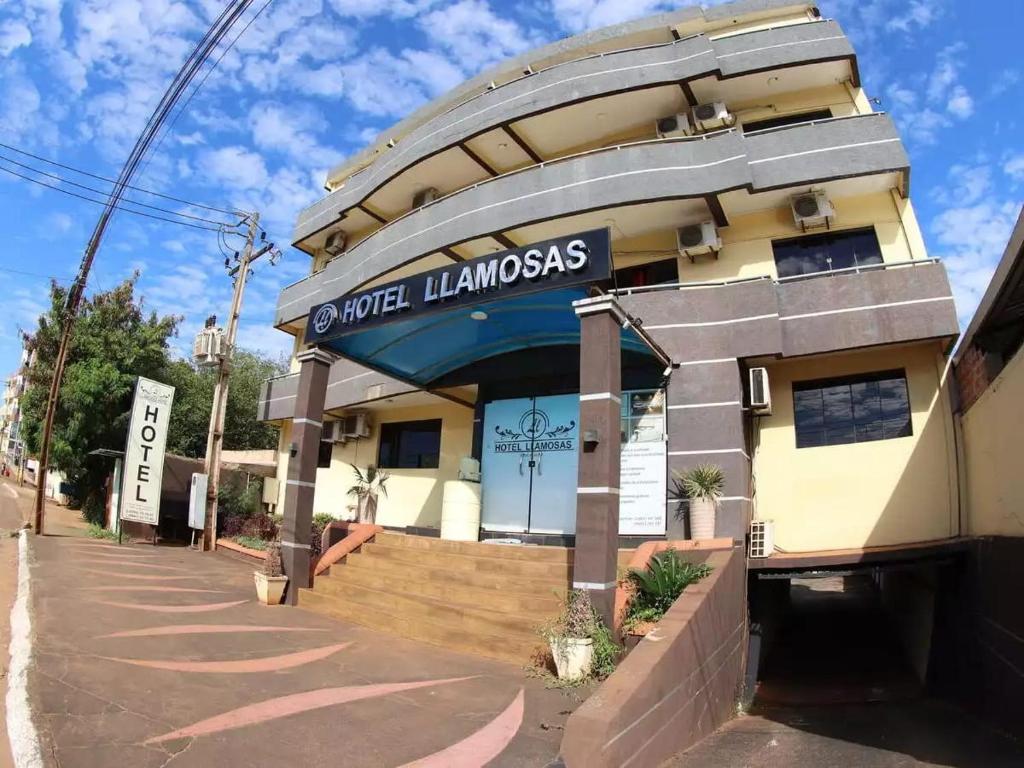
[21,277,180,523]
[164,350,285,458]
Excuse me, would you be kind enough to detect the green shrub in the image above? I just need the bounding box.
[86,523,118,541]
[624,549,711,630]
[311,513,335,558]
[233,535,269,551]
[539,589,621,683]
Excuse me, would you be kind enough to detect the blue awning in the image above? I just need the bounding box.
[319,287,657,386]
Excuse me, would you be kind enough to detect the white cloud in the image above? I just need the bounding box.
[338,47,463,118]
[0,20,32,55]
[885,0,939,33]
[547,0,697,34]
[419,0,541,72]
[990,68,1021,97]
[249,102,342,167]
[201,146,270,190]
[946,85,973,119]
[326,0,437,19]
[1005,154,1024,183]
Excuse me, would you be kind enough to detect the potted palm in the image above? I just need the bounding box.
[677,464,724,540]
[347,464,390,524]
[254,541,287,605]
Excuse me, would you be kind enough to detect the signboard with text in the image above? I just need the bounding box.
[119,377,175,526]
[619,390,667,536]
[304,228,612,344]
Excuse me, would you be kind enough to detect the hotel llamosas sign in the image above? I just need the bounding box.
[305,228,612,343]
[120,377,175,526]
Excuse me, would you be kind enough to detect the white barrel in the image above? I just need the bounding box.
[440,480,482,541]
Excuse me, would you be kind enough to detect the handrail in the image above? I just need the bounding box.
[743,111,887,137]
[281,111,888,297]
[263,370,299,384]
[609,257,940,296]
[321,19,834,194]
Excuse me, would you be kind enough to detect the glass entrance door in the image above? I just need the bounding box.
[481,395,580,534]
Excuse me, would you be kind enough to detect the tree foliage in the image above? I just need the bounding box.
[21,277,180,523]
[21,276,285,524]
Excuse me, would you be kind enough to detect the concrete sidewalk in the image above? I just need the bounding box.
[22,526,574,767]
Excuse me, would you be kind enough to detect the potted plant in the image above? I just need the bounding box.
[623,549,711,645]
[347,464,390,524]
[543,589,601,681]
[254,541,288,605]
[676,464,724,540]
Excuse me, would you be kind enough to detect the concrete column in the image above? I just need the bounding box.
[573,298,622,627]
[280,347,335,605]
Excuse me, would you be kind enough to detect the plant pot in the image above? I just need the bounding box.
[549,636,594,681]
[254,571,288,605]
[357,494,378,524]
[689,497,717,539]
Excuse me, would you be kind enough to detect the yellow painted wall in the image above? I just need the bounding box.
[303,401,474,527]
[613,190,928,284]
[961,347,1024,537]
[753,342,957,552]
[734,84,860,125]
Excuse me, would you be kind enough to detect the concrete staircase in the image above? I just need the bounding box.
[298,532,572,664]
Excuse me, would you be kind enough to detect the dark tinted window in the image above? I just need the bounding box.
[615,258,678,289]
[317,439,333,468]
[773,228,883,279]
[742,109,832,133]
[793,370,911,448]
[378,419,442,469]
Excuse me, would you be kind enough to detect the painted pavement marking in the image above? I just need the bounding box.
[101,642,351,674]
[94,600,247,613]
[399,688,525,767]
[97,624,329,639]
[144,677,476,744]
[78,569,195,581]
[76,560,187,571]
[6,530,44,768]
[82,586,227,594]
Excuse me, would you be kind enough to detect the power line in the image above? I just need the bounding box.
[0,164,226,232]
[0,153,240,228]
[0,141,245,217]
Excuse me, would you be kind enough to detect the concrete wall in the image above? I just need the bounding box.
[960,345,1024,537]
[754,342,957,552]
[559,547,746,768]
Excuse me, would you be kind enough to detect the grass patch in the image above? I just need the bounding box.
[233,535,269,551]
[86,523,119,541]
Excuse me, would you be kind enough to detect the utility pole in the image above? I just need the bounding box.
[201,212,277,551]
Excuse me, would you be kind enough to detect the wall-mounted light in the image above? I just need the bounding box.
[470,310,488,321]
[289,442,298,458]
[583,429,600,452]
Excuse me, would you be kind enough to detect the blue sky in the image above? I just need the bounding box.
[0,0,1021,378]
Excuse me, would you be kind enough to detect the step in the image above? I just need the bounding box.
[312,577,555,639]
[327,561,564,614]
[298,589,546,665]
[360,542,572,579]
[374,532,574,564]
[342,551,570,595]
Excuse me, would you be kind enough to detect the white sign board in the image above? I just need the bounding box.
[188,473,208,530]
[119,377,175,526]
[618,390,667,535]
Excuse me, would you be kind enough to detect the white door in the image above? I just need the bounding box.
[481,397,533,532]
[527,394,580,534]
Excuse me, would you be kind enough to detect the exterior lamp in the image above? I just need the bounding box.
[470,310,488,321]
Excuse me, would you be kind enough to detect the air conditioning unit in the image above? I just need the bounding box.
[691,102,735,132]
[749,366,772,414]
[656,113,693,139]
[790,191,834,231]
[341,412,372,440]
[749,520,775,558]
[412,187,440,209]
[321,420,343,443]
[324,230,347,256]
[676,221,722,261]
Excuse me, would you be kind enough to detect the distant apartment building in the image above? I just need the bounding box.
[253,0,974,703]
[1,345,30,469]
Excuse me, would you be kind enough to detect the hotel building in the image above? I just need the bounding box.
[257,0,964,685]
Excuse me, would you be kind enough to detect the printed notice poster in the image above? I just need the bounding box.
[120,377,175,525]
[619,390,667,535]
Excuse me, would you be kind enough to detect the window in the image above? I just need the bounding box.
[742,109,832,134]
[378,419,442,469]
[317,440,333,469]
[793,370,912,449]
[772,227,883,279]
[614,258,678,289]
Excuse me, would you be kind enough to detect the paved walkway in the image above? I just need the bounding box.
[8,490,571,767]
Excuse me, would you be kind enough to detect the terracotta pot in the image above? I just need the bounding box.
[689,497,717,539]
[549,636,594,680]
[254,571,288,605]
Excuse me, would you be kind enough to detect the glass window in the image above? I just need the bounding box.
[378,419,442,469]
[772,228,883,279]
[614,258,678,289]
[742,109,832,134]
[793,370,911,448]
[317,440,333,469]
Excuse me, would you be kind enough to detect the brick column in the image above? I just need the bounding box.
[281,347,334,605]
[573,298,623,627]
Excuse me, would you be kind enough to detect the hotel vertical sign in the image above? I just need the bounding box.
[119,377,175,526]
